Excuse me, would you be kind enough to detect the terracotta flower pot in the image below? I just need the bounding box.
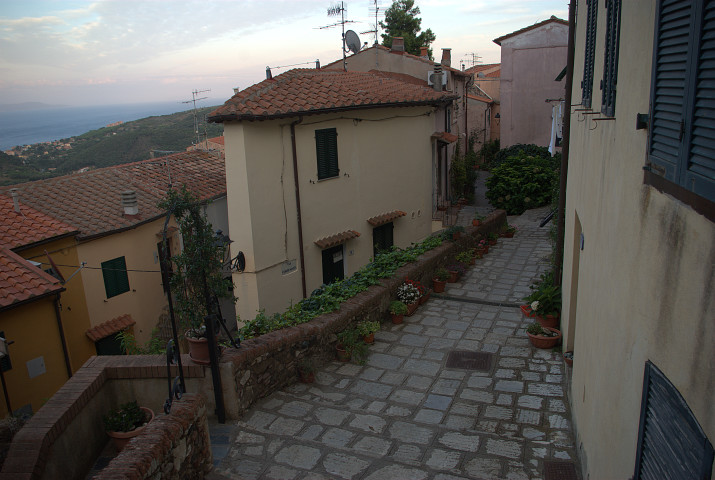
[187,336,210,365]
[406,302,419,316]
[563,351,574,367]
[488,239,497,246]
[107,407,154,452]
[527,327,562,349]
[363,333,375,344]
[536,314,559,329]
[433,279,446,293]
[420,290,431,304]
[448,271,459,283]
[336,344,351,362]
[520,305,536,318]
[299,370,315,383]
[452,232,461,240]
[391,313,404,325]
[504,231,515,238]
[472,219,481,227]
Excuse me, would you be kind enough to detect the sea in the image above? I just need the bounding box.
[0,101,203,151]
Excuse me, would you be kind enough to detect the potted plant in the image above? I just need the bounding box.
[397,281,420,316]
[447,263,466,283]
[104,401,154,452]
[298,358,315,383]
[472,214,485,227]
[357,320,380,344]
[525,322,562,349]
[160,187,235,365]
[404,278,429,304]
[524,271,562,328]
[487,232,499,246]
[456,250,475,266]
[389,300,408,324]
[563,351,574,367]
[501,225,517,238]
[433,268,449,293]
[475,239,489,255]
[336,329,367,364]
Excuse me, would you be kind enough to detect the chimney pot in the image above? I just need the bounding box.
[441,48,451,68]
[391,37,405,52]
[420,46,429,58]
[266,66,272,79]
[121,190,138,216]
[10,188,20,213]
[432,63,443,92]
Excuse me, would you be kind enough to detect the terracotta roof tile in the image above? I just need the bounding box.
[367,210,406,226]
[314,230,361,249]
[0,151,225,240]
[85,314,136,342]
[467,94,493,103]
[0,195,78,249]
[0,247,64,310]
[431,132,459,144]
[494,16,568,45]
[209,69,458,122]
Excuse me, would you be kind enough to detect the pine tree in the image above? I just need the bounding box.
[380,0,436,59]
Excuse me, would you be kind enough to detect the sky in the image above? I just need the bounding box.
[0,0,567,108]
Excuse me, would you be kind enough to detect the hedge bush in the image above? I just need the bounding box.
[485,153,559,215]
[492,144,551,168]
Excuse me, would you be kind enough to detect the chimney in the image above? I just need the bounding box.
[441,48,451,68]
[121,190,138,216]
[266,66,272,79]
[420,46,429,59]
[10,188,20,213]
[432,63,443,92]
[391,37,405,53]
[315,59,320,69]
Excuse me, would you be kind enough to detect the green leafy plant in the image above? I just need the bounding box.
[337,328,368,364]
[389,300,408,315]
[434,267,450,281]
[117,329,166,355]
[524,270,562,317]
[492,144,551,168]
[298,358,315,374]
[455,251,473,264]
[103,401,149,433]
[357,320,380,336]
[526,322,558,337]
[485,152,559,215]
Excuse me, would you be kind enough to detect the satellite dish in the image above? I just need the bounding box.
[345,30,361,54]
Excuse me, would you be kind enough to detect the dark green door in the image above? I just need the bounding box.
[373,222,394,257]
[322,245,344,285]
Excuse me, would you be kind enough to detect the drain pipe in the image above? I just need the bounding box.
[290,118,308,298]
[53,294,73,379]
[554,0,576,284]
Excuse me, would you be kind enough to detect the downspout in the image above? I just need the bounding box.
[554,0,576,284]
[53,294,73,379]
[290,118,308,299]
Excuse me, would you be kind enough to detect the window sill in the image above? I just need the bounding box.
[643,169,715,223]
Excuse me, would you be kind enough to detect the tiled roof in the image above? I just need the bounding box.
[431,132,459,144]
[209,69,458,123]
[0,247,64,310]
[208,136,225,145]
[0,151,226,240]
[367,210,406,227]
[85,314,136,342]
[467,94,493,103]
[466,63,500,74]
[494,16,568,45]
[314,230,361,249]
[0,195,78,250]
[467,64,501,78]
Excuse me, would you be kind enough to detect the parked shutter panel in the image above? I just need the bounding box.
[582,0,598,107]
[316,128,339,180]
[102,257,130,298]
[601,0,621,116]
[687,1,715,200]
[325,129,339,178]
[649,0,692,181]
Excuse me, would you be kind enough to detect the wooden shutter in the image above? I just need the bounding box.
[601,0,621,116]
[316,128,339,180]
[633,361,714,480]
[101,256,130,298]
[687,1,715,201]
[582,0,599,108]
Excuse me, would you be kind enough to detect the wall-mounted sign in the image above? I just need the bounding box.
[281,259,297,275]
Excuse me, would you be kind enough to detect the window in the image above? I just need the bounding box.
[101,256,130,299]
[0,331,11,372]
[648,0,715,203]
[315,128,339,180]
[581,0,598,108]
[373,222,394,257]
[600,0,621,116]
[321,245,344,285]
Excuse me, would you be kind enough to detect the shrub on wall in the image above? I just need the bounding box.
[485,153,558,215]
[491,144,551,168]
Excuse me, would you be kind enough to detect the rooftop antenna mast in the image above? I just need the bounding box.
[462,52,483,70]
[182,89,210,147]
[363,0,382,46]
[320,1,356,71]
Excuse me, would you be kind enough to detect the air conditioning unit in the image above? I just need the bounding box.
[427,71,448,86]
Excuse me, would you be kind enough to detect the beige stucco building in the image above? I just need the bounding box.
[563,1,714,478]
[209,69,456,325]
[495,17,568,148]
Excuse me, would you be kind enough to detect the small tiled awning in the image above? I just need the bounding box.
[432,131,459,144]
[367,210,406,227]
[314,230,360,249]
[155,226,178,237]
[85,314,136,342]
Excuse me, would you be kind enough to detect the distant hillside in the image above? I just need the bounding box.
[1,106,224,186]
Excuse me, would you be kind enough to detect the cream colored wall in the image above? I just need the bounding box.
[224,107,435,325]
[77,218,179,345]
[562,2,715,479]
[20,237,94,372]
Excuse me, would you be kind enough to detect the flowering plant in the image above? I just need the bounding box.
[477,239,488,249]
[397,282,420,304]
[447,263,467,276]
[506,225,518,234]
[403,277,426,297]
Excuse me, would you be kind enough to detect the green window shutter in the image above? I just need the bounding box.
[601,0,621,116]
[316,128,339,180]
[101,256,130,299]
[581,0,599,108]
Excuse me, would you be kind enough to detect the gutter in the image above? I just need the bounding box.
[53,294,73,379]
[290,118,308,299]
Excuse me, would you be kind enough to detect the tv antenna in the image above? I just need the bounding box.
[362,0,383,46]
[462,52,483,69]
[182,89,210,147]
[319,1,357,71]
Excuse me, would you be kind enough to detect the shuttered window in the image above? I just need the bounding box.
[648,0,715,203]
[600,0,621,116]
[101,256,130,299]
[581,0,598,108]
[633,361,714,479]
[315,128,339,180]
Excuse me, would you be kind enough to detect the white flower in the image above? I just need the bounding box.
[530,301,540,312]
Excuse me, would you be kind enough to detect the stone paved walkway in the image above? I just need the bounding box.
[208,206,578,480]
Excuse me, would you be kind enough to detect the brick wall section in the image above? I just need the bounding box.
[0,355,206,479]
[95,394,211,480]
[218,209,507,418]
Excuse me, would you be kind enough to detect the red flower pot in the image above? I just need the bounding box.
[536,314,559,329]
[448,271,459,283]
[433,279,446,293]
[391,314,404,325]
[363,333,375,344]
[406,302,419,316]
[527,327,562,349]
[336,344,351,362]
[472,219,481,227]
[419,290,431,304]
[520,305,536,318]
[107,407,154,452]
